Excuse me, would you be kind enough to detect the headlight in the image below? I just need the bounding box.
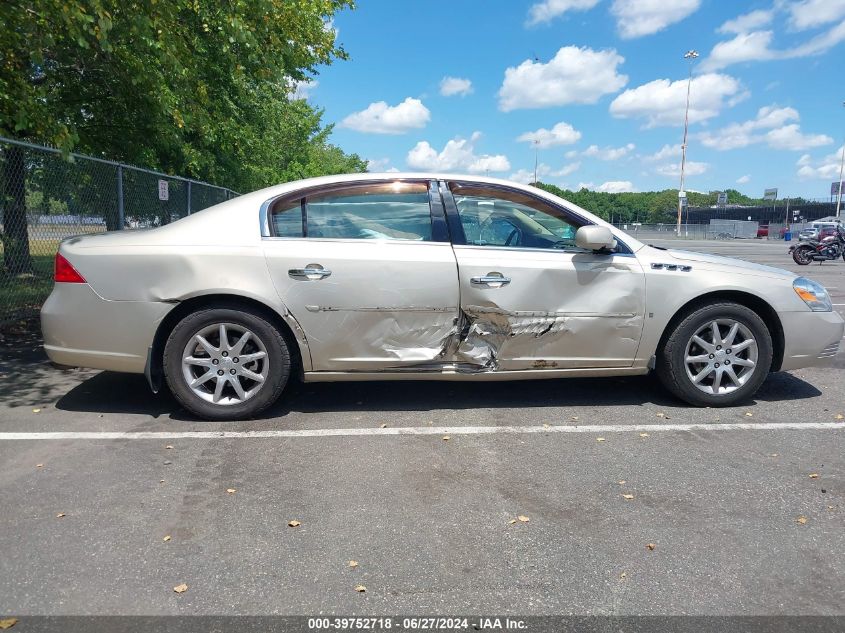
[793,277,832,312]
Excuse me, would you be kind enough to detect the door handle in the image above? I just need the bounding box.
[288,265,332,281]
[470,273,511,287]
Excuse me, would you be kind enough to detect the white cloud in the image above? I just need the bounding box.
[366,158,397,172]
[700,31,777,71]
[788,0,845,30]
[656,161,710,178]
[609,73,746,127]
[498,46,628,111]
[702,20,845,71]
[643,144,681,162]
[583,143,636,160]
[718,9,775,34]
[516,122,582,148]
[737,174,751,184]
[698,105,832,151]
[765,124,833,150]
[406,132,510,173]
[526,0,601,25]
[439,76,473,97]
[796,146,845,180]
[290,79,318,100]
[340,97,431,134]
[610,0,702,39]
[578,181,637,193]
[597,180,637,193]
[510,161,581,184]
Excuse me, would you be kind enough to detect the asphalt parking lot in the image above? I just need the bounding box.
[1,238,844,618]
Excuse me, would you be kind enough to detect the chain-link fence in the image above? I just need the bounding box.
[0,136,238,322]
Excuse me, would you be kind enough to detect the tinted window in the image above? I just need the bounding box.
[271,199,303,237]
[306,182,432,241]
[449,183,586,251]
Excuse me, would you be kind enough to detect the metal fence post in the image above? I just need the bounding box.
[187,181,192,215]
[116,164,124,230]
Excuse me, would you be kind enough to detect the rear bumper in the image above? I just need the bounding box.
[40,283,174,373]
[779,310,844,371]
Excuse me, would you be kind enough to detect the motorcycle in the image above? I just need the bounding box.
[790,226,845,265]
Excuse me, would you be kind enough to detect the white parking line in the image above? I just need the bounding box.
[0,422,842,441]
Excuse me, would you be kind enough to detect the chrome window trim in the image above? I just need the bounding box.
[261,236,450,247]
[451,243,637,257]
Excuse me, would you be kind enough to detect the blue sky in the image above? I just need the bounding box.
[298,0,845,199]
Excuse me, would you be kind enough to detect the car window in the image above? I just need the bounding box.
[449,183,586,251]
[271,199,303,238]
[306,182,432,241]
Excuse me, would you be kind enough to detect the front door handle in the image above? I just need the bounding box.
[470,273,511,288]
[288,264,332,281]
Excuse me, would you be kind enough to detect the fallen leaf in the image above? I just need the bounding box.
[36,464,43,468]
[56,512,66,518]
[770,454,779,457]
[159,480,165,484]
[619,572,627,579]
[226,488,236,494]
[348,560,359,569]
[809,474,819,479]
[288,520,301,527]
[656,412,665,418]
[354,584,367,593]
[508,519,517,524]
[639,433,649,438]
[173,583,188,593]
[596,437,606,442]
[646,543,656,551]
[745,412,753,417]
[163,535,171,542]
[517,515,530,523]
[32,408,41,413]
[165,445,173,450]
[618,480,626,485]
[796,516,808,525]
[571,416,579,421]
[442,435,450,441]
[380,424,387,428]
[828,505,835,510]
[0,618,18,630]
[543,423,550,429]
[836,414,844,420]
[622,494,634,500]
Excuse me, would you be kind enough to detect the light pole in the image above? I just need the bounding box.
[836,101,845,219]
[677,50,699,237]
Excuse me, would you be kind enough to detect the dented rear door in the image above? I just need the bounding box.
[445,181,646,371]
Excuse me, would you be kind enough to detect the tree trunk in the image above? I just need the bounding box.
[2,146,33,275]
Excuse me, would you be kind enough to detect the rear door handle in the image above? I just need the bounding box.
[288,265,332,281]
[470,273,511,287]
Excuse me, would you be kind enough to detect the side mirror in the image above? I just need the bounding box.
[575,225,617,252]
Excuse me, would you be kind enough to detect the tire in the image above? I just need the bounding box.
[163,306,290,420]
[792,245,813,265]
[656,302,773,407]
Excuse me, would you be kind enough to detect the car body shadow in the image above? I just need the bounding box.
[51,369,824,420]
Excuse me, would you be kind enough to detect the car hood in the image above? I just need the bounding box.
[660,247,795,280]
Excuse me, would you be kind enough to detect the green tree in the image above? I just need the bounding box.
[0,0,363,273]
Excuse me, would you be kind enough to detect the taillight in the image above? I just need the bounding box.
[54,253,86,283]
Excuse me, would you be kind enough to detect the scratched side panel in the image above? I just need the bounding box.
[452,247,646,370]
[262,240,461,371]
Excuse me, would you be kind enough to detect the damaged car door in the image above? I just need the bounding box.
[443,181,646,371]
[262,180,460,371]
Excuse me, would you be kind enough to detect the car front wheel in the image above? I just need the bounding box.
[656,302,773,407]
[163,307,290,420]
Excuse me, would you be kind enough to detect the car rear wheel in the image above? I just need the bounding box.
[656,302,772,407]
[163,307,290,420]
